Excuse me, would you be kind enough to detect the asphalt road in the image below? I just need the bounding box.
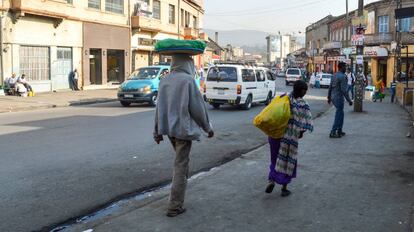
[0,78,331,232]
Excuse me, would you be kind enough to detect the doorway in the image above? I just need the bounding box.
[378,59,387,83]
[54,47,72,90]
[107,49,125,84]
[90,49,102,85]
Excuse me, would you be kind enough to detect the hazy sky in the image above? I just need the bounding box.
[204,0,379,34]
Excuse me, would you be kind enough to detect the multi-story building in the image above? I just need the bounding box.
[130,0,205,70]
[305,15,334,73]
[1,0,131,92]
[363,0,414,87]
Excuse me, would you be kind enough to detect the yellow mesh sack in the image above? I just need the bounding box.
[253,94,291,139]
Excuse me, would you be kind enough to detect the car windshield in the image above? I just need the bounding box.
[207,67,238,82]
[322,75,332,79]
[129,68,160,80]
[287,69,300,75]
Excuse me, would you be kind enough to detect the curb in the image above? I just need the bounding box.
[0,99,118,114]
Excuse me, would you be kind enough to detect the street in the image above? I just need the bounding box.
[0,78,330,231]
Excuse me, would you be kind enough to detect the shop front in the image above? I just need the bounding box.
[83,22,130,87]
[313,56,326,73]
[364,46,390,86]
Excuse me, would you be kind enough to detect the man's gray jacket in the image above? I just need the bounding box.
[154,54,212,141]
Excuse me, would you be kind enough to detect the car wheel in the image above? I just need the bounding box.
[285,81,289,86]
[120,101,131,107]
[211,103,221,109]
[149,92,158,106]
[241,95,252,110]
[265,92,272,105]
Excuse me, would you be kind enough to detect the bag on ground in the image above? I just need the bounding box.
[253,94,291,139]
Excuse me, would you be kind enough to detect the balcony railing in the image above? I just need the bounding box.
[184,27,199,39]
[131,16,161,32]
[364,33,393,45]
[401,32,414,44]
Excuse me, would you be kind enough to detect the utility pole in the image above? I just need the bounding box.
[396,0,402,84]
[354,0,364,112]
[345,0,349,47]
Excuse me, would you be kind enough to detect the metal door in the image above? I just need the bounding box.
[54,47,72,90]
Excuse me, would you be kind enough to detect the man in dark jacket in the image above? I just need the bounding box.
[69,69,79,91]
[328,62,353,138]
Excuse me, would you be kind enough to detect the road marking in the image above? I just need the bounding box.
[0,126,42,136]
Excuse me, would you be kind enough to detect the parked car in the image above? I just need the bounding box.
[204,64,276,110]
[285,68,303,85]
[318,73,333,88]
[117,65,170,107]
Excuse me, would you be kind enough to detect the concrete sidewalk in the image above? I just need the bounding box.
[66,101,414,232]
[0,89,118,113]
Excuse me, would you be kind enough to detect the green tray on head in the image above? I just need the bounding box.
[155,39,206,55]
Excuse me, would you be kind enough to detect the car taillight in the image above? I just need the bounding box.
[203,84,206,93]
[237,85,242,94]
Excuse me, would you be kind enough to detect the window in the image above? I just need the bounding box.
[193,16,197,29]
[106,0,123,14]
[169,4,175,24]
[266,71,276,81]
[88,0,100,9]
[66,0,73,4]
[400,18,412,32]
[207,67,238,82]
[242,69,256,82]
[185,11,190,27]
[378,15,389,33]
[181,9,185,27]
[19,46,50,81]
[130,68,161,80]
[153,0,161,20]
[256,70,265,82]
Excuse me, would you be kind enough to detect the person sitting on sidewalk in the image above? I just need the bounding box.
[17,74,33,93]
[328,62,353,138]
[153,54,214,217]
[266,80,314,197]
[4,73,18,95]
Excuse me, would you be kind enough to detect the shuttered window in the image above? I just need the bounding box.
[105,0,123,14]
[153,0,161,20]
[88,0,101,9]
[19,46,50,81]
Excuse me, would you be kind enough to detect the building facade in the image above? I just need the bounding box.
[1,0,131,92]
[305,15,334,73]
[363,0,414,87]
[130,0,205,70]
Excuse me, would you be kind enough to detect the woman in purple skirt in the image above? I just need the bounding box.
[265,80,313,197]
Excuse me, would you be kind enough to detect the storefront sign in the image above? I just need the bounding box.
[356,55,364,64]
[323,42,342,50]
[314,56,325,64]
[363,46,388,57]
[139,38,157,46]
[327,56,346,62]
[351,34,365,46]
[341,47,357,56]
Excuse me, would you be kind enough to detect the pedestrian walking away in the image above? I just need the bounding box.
[328,62,353,138]
[266,80,314,197]
[346,68,355,100]
[153,54,214,217]
[69,69,79,91]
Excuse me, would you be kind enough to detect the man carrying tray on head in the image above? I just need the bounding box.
[153,39,214,217]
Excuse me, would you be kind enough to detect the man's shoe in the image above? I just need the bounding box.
[166,207,186,217]
[329,132,341,138]
[339,131,346,137]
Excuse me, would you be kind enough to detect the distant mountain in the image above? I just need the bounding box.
[204,29,269,47]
